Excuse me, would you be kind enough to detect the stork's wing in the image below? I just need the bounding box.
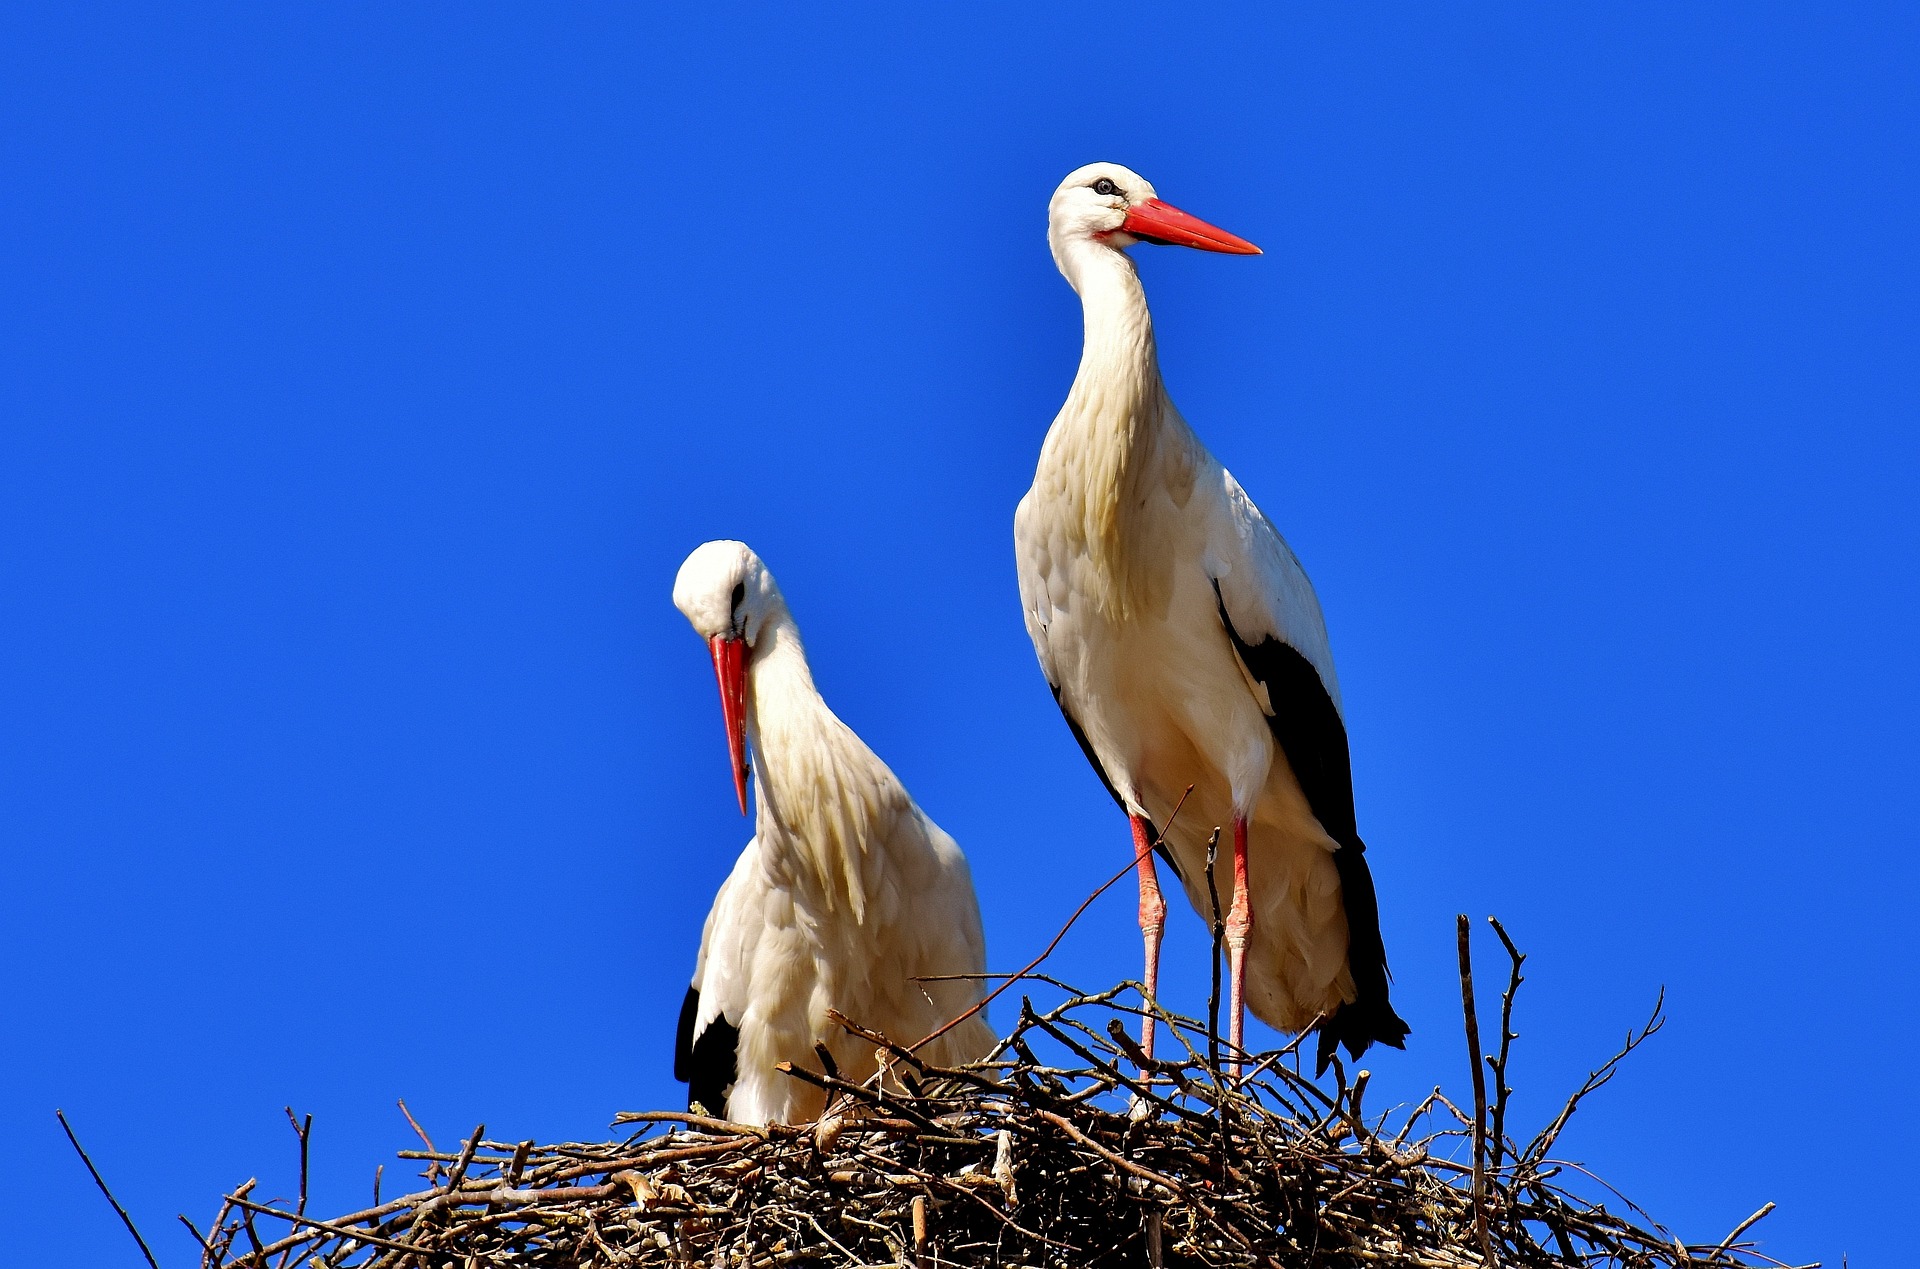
[1205,468,1408,1069]
[1012,491,1063,696]
[1014,492,1175,876]
[1204,471,1342,713]
[1013,494,1104,788]
[674,843,759,1117]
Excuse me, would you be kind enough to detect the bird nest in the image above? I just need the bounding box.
[156,917,1799,1269]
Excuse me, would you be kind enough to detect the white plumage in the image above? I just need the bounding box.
[1014,164,1408,1072]
[671,540,994,1125]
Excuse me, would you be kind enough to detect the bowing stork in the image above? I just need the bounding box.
[1014,164,1409,1074]
[671,540,995,1125]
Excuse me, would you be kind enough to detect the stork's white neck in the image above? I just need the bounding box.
[743,609,893,920]
[1041,238,1192,616]
[1058,237,1159,415]
[742,607,816,726]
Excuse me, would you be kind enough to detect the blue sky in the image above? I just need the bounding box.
[3,5,1915,1265]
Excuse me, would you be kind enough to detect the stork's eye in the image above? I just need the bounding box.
[730,581,746,612]
[1092,178,1122,197]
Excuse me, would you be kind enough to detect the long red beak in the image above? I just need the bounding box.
[707,634,749,815]
[1121,198,1262,255]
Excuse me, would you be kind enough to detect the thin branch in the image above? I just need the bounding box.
[910,785,1194,1054]
[1713,1201,1776,1260]
[1457,915,1495,1266]
[177,1214,210,1254]
[1526,989,1667,1167]
[1486,915,1526,1172]
[443,1123,485,1194]
[1203,827,1224,1080]
[272,1108,311,1269]
[56,1109,162,1269]
[395,1098,436,1152]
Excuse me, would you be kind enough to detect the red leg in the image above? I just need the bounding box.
[1225,815,1252,1074]
[1129,815,1167,1064]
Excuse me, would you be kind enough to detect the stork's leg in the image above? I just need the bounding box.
[1129,815,1166,1064]
[1225,814,1252,1074]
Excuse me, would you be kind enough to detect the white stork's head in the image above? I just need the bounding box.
[1048,162,1261,280]
[673,539,786,814]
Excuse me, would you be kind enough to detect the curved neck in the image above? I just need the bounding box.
[743,608,815,715]
[1043,239,1185,616]
[742,609,888,918]
[1059,239,1161,425]
[742,606,823,800]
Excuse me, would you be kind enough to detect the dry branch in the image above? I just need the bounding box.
[57,1109,163,1269]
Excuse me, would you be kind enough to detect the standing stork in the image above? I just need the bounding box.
[671,540,995,1125]
[1014,164,1409,1074]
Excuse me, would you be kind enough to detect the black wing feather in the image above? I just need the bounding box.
[1212,581,1410,1073]
[673,985,739,1118]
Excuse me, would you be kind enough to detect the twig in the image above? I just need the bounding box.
[177,1213,210,1253]
[55,1109,162,1269]
[1713,1201,1776,1259]
[238,1200,266,1267]
[272,1107,311,1269]
[611,1110,771,1138]
[287,1108,311,1219]
[1203,827,1224,1079]
[202,1180,250,1269]
[1031,1109,1185,1198]
[444,1124,485,1191]
[1457,915,1494,1266]
[910,785,1193,1054]
[223,1194,420,1259]
[1486,917,1525,1172]
[1526,989,1667,1166]
[395,1099,436,1151]
[505,1142,531,1188]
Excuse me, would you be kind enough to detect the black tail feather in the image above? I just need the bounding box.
[1315,833,1410,1076]
[674,985,740,1117]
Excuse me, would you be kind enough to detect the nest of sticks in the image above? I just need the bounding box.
[156,914,1800,1269]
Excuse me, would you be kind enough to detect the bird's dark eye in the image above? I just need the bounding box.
[730,581,745,612]
[1093,178,1122,197]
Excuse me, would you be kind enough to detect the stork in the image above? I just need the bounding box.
[1013,164,1409,1074]
[670,540,995,1125]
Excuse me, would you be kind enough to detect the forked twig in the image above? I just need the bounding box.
[1525,988,1667,1167]
[1485,916,1525,1172]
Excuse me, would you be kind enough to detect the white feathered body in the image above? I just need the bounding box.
[688,614,993,1126]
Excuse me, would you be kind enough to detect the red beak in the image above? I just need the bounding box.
[1121,198,1262,255]
[707,634,749,815]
